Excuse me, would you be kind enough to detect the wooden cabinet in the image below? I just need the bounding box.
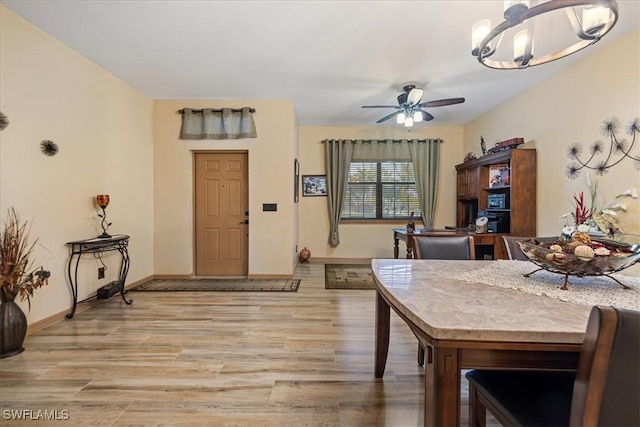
[455,149,537,252]
[456,167,480,199]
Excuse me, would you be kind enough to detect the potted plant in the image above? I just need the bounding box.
[0,208,50,358]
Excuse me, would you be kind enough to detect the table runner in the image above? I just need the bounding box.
[454,260,640,311]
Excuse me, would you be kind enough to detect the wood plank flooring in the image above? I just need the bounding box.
[0,263,498,426]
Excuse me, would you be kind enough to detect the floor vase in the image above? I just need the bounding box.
[0,290,27,358]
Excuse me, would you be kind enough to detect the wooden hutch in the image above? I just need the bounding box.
[455,148,537,258]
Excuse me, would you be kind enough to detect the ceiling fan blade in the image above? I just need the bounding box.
[376,111,401,123]
[419,97,465,108]
[418,110,435,121]
[362,105,401,109]
[407,88,423,106]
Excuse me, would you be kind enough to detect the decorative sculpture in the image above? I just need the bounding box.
[96,194,112,238]
[407,212,416,233]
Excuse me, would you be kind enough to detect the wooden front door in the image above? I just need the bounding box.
[194,152,248,276]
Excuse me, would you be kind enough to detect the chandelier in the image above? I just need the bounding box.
[471,0,619,69]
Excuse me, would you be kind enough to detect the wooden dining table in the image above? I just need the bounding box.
[372,258,593,427]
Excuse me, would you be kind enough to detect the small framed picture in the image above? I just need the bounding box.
[302,175,327,196]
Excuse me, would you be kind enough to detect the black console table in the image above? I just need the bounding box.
[66,234,132,318]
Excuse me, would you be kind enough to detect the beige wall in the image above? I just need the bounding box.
[152,99,298,277]
[464,29,640,237]
[0,6,154,324]
[298,126,463,259]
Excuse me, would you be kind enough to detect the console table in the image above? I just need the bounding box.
[393,228,506,260]
[66,234,132,318]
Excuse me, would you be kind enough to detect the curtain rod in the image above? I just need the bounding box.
[322,139,443,143]
[178,108,256,114]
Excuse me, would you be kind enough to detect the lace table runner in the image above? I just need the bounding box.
[454,260,640,311]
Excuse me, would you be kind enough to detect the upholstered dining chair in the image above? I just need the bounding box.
[412,234,476,261]
[465,305,640,427]
[412,234,476,365]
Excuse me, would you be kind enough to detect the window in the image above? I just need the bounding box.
[342,161,421,220]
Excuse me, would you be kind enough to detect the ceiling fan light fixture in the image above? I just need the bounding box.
[471,0,619,70]
[404,116,414,127]
[361,85,465,125]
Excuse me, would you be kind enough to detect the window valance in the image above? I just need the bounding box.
[321,138,443,161]
[179,107,257,140]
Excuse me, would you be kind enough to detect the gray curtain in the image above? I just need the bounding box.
[180,107,257,140]
[323,138,442,245]
[324,140,355,246]
[407,140,441,228]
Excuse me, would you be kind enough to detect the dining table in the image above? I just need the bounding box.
[372,258,599,427]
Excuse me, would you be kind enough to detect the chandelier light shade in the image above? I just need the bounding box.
[471,0,618,70]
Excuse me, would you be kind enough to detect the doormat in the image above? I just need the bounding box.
[130,278,300,292]
[325,264,375,290]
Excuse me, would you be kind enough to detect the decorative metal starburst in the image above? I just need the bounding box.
[0,111,9,131]
[566,117,640,178]
[40,140,59,156]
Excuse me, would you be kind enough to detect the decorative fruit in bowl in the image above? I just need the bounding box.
[517,233,640,290]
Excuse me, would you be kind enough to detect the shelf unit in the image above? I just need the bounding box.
[455,148,537,237]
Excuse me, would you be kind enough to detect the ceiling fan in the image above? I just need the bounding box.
[362,84,465,127]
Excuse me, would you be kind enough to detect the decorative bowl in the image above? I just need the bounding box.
[517,234,640,287]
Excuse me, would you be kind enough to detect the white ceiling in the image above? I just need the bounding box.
[2,1,639,126]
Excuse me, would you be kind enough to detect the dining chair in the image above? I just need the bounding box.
[465,305,640,427]
[412,234,476,366]
[412,234,476,260]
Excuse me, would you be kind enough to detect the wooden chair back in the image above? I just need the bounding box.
[571,305,640,426]
[465,306,640,426]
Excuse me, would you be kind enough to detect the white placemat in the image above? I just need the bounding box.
[454,260,640,311]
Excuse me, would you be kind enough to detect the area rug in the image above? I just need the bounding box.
[325,264,375,290]
[131,278,300,292]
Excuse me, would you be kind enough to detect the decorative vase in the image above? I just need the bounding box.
[299,247,311,263]
[0,289,27,358]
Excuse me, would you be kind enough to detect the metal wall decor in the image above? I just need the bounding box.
[0,111,8,131]
[40,140,59,156]
[566,117,640,179]
[294,159,300,203]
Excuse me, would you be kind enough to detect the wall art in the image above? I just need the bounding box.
[567,117,640,178]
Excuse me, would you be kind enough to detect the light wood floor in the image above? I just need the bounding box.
[0,263,498,426]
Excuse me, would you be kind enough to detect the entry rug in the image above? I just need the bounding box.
[131,278,300,292]
[325,264,375,290]
[453,260,640,311]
